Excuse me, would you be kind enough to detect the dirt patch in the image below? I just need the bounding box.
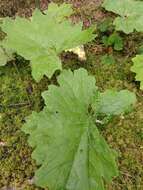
[0,0,50,17]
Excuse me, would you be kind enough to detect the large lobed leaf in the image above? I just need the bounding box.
[102,0,143,34]
[131,54,143,90]
[22,69,136,190]
[1,3,96,82]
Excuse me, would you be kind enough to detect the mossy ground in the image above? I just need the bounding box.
[0,0,143,189]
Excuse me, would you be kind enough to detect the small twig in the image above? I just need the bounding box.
[120,171,133,178]
[7,102,31,108]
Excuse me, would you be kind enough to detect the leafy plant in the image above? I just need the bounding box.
[1,3,96,82]
[22,68,136,190]
[102,0,143,34]
[131,54,143,89]
[101,54,115,64]
[102,33,123,51]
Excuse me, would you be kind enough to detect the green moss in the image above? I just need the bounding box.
[0,58,49,189]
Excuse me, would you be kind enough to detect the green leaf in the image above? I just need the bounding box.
[94,89,136,115]
[108,33,123,51]
[131,54,143,89]
[102,0,143,34]
[22,68,119,190]
[102,33,123,51]
[1,3,96,81]
[22,69,136,189]
[0,45,14,66]
[101,54,115,64]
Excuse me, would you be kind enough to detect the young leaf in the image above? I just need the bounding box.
[101,54,116,65]
[102,0,143,34]
[108,33,123,51]
[94,89,136,115]
[22,68,136,190]
[131,54,143,89]
[102,33,123,51]
[1,3,96,82]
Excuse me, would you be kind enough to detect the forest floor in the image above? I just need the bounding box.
[0,0,143,190]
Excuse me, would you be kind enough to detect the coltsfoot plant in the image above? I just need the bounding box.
[22,68,136,190]
[0,3,96,82]
[102,0,143,34]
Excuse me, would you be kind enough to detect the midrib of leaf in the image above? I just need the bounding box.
[66,126,90,190]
